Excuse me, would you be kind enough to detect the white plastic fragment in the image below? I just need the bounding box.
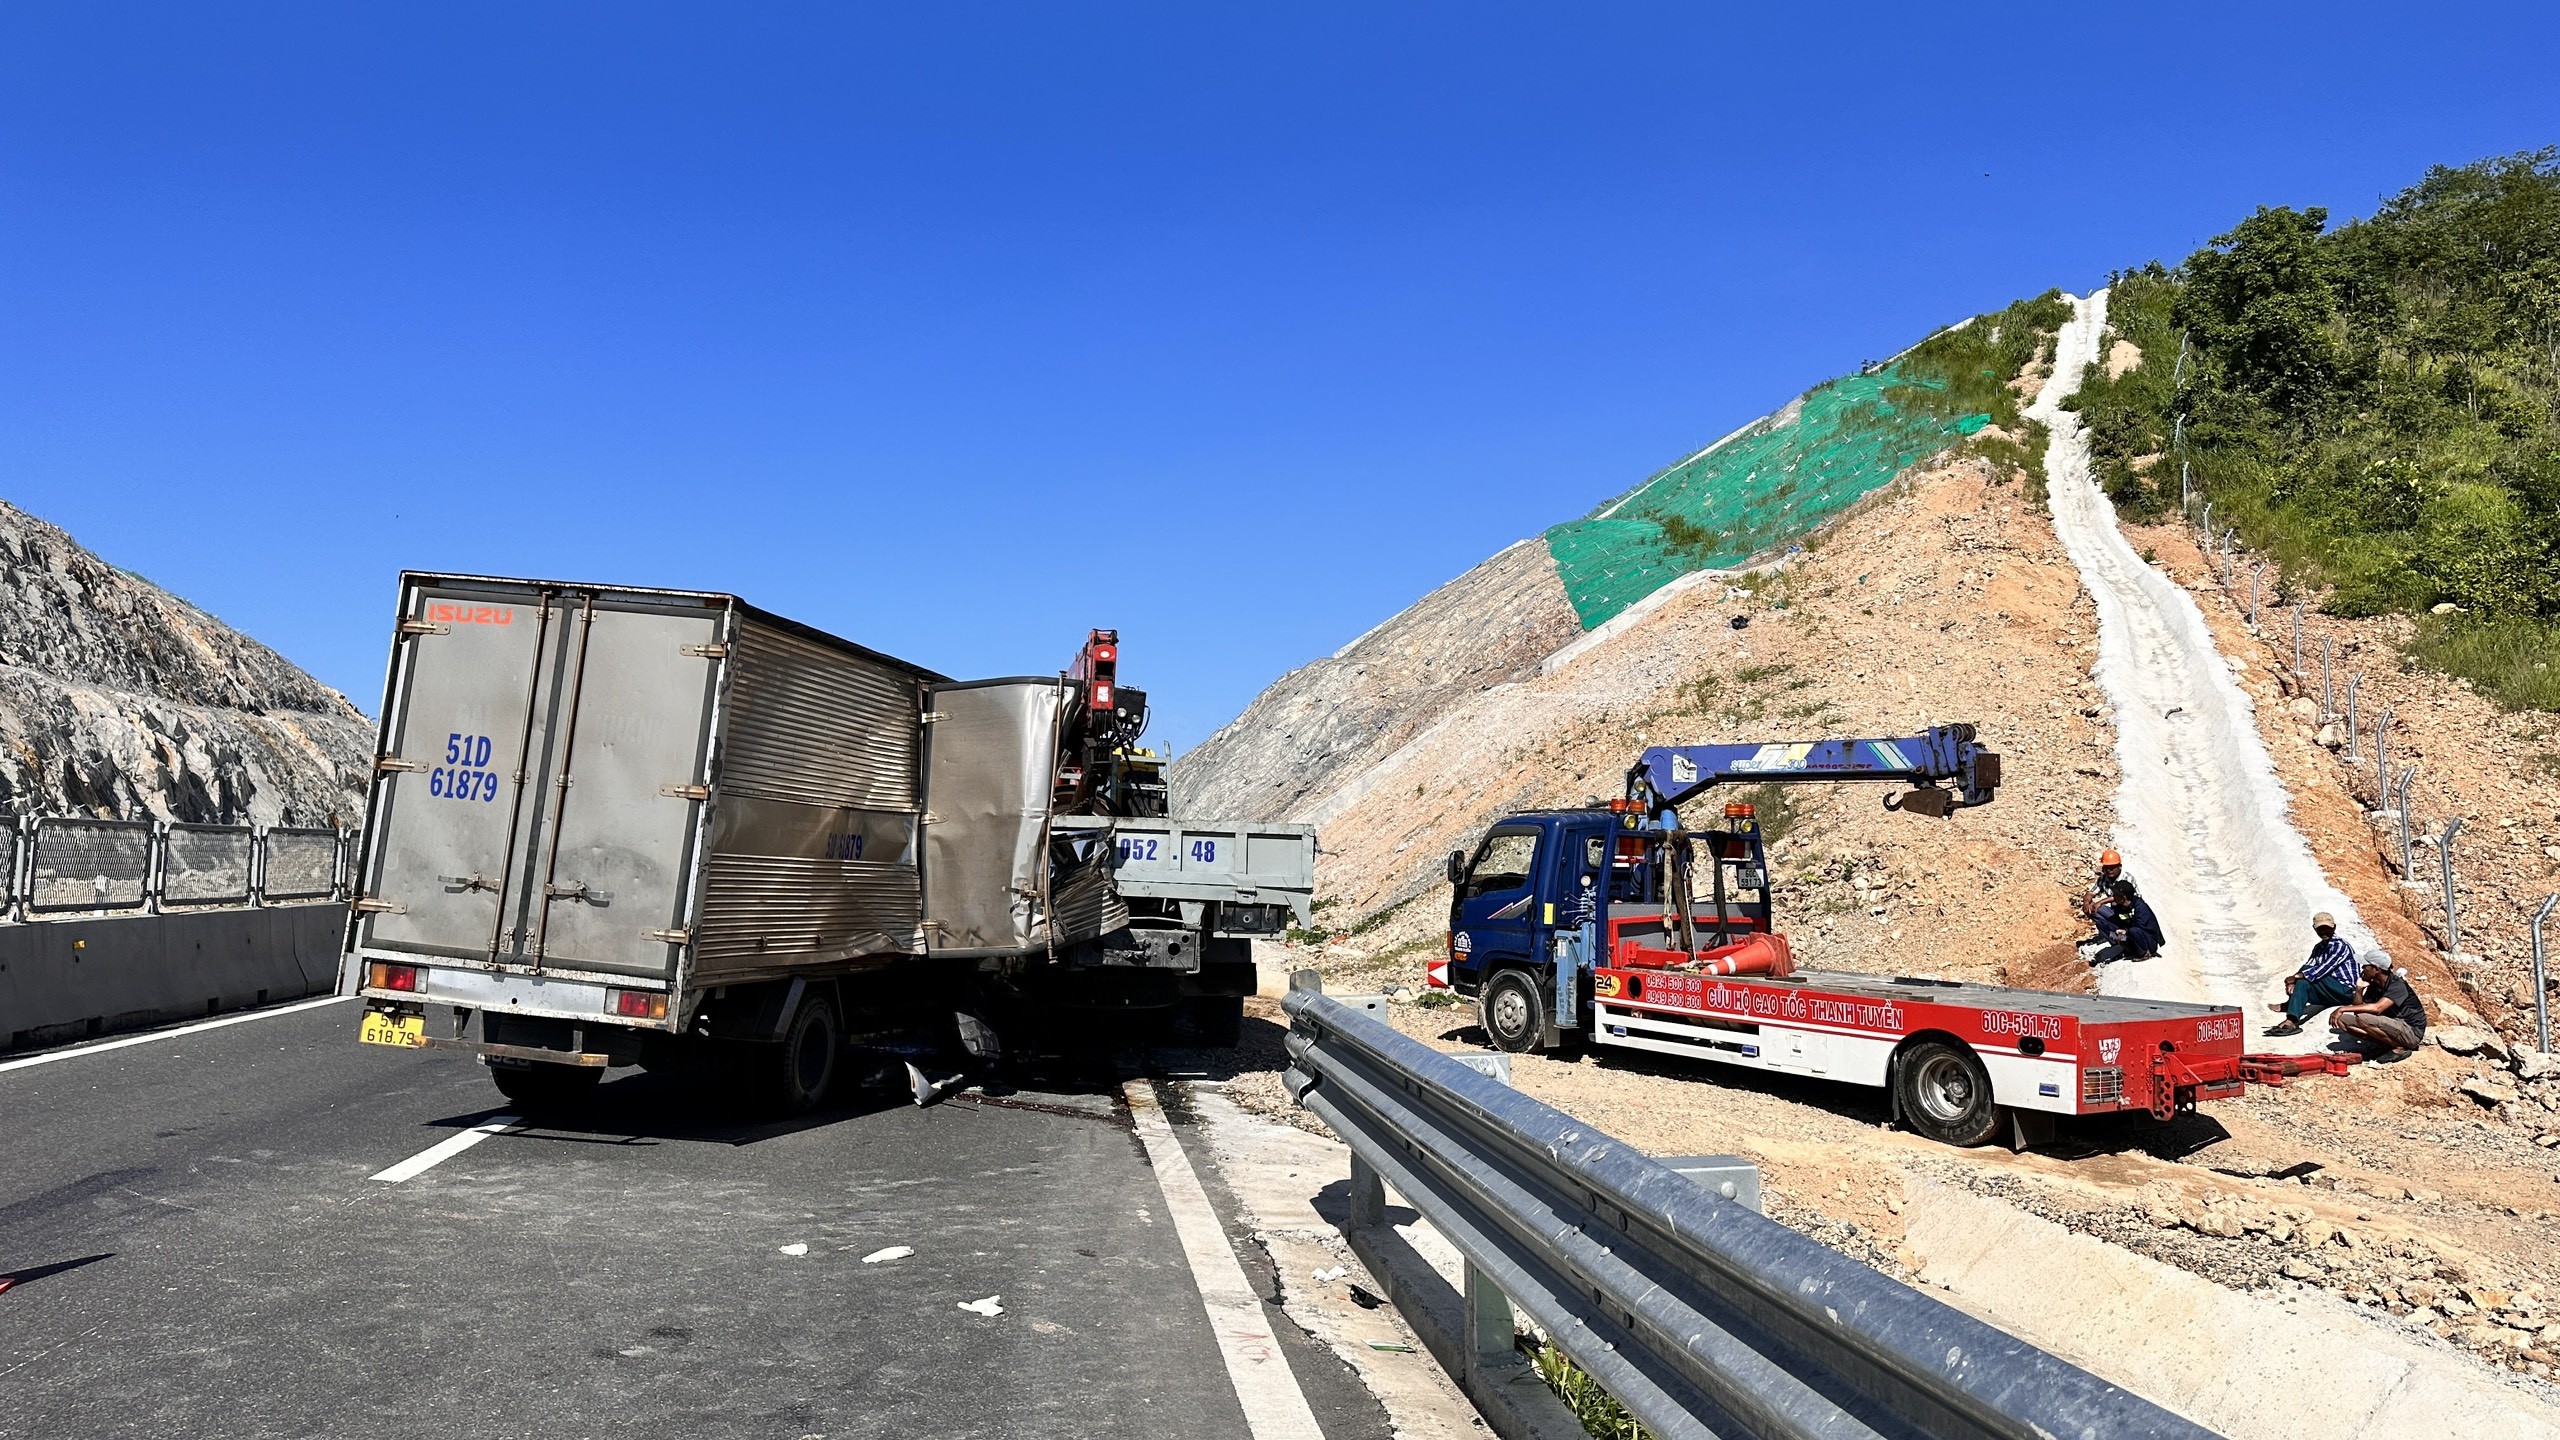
[1312,1265,1349,1283]
[778,1242,809,1257]
[958,1295,1005,1317]
[862,1245,916,1264]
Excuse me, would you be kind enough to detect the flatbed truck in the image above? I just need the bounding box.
[1427,727,2329,1147]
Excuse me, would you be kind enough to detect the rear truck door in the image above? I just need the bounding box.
[1454,823,1543,984]
[517,599,723,979]
[362,584,721,981]
[361,585,556,964]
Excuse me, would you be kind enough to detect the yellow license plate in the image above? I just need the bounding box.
[359,1011,427,1049]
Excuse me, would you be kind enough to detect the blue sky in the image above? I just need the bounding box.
[3,4,2554,750]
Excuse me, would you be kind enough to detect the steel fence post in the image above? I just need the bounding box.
[2394,765,2418,878]
[2249,563,2263,627]
[2345,676,2362,761]
[2441,817,2466,959]
[2375,710,2393,806]
[146,819,166,916]
[2320,639,2334,722]
[2534,895,2558,1056]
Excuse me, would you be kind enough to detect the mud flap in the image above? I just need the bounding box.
[2007,1107,2056,1152]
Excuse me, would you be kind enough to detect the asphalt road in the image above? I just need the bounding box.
[0,1000,1387,1439]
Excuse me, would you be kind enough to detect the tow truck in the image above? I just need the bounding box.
[1429,725,2348,1147]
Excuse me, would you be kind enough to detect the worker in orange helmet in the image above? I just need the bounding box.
[2079,849,2133,928]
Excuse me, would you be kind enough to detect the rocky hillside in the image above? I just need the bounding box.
[0,502,371,825]
[1172,350,2009,824]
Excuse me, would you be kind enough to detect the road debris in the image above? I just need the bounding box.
[957,1295,1004,1317]
[862,1245,915,1264]
[778,1243,809,1257]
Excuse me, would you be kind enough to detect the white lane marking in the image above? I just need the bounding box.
[0,994,353,1075]
[369,1115,520,1184]
[1123,1078,1324,1440]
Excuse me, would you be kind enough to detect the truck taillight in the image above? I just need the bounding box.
[611,989,668,1020]
[367,962,421,992]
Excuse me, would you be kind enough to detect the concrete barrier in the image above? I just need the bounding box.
[0,904,347,1052]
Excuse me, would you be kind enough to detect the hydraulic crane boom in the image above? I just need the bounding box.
[1624,722,2000,819]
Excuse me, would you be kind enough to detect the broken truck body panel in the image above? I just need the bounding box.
[351,574,940,1027]
[345,572,1314,1070]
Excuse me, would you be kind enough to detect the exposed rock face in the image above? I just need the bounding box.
[1170,540,1579,822]
[0,502,371,825]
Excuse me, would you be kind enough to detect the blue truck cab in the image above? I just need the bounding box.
[1441,805,1775,1052]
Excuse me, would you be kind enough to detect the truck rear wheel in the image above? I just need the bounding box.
[1184,995,1244,1048]
[1481,970,1544,1054]
[1895,1040,2003,1147]
[490,1062,602,1114]
[758,992,841,1115]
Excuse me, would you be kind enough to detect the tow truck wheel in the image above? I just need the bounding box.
[1895,1040,2003,1147]
[1482,970,1545,1054]
[489,1061,602,1113]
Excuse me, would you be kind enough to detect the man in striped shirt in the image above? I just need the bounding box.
[2267,912,2361,1036]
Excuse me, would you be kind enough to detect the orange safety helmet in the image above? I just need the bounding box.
[2099,849,2123,868]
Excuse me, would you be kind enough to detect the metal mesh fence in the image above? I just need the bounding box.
[263,827,342,902]
[162,824,255,906]
[27,819,155,913]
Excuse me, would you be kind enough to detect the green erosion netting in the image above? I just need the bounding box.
[1542,367,1987,629]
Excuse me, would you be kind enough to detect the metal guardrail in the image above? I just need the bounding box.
[3,816,357,920]
[1282,978,2218,1440]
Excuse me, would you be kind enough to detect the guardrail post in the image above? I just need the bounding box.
[2441,817,2467,960]
[1464,1261,1519,1374]
[2534,895,2557,1056]
[1349,1152,1385,1229]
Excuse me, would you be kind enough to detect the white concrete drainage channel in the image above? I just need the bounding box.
[1901,1177,2560,1439]
[2030,288,2381,1049]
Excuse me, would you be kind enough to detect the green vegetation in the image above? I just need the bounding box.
[1892,289,2072,502]
[1892,289,2072,432]
[2069,150,2560,710]
[1528,1340,1654,1440]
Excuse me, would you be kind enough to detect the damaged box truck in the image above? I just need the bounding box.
[343,573,1313,1111]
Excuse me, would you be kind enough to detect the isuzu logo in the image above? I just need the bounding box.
[428,602,514,626]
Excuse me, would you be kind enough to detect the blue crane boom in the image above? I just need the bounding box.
[1624,722,2000,819]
